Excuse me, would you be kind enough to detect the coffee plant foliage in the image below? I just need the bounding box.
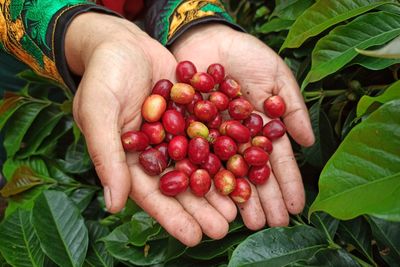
[0,0,399,266]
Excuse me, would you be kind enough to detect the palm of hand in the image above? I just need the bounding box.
[171,24,314,229]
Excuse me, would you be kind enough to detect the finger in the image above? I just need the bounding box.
[74,84,130,214]
[176,190,229,240]
[276,61,315,147]
[269,134,305,214]
[256,167,289,227]
[205,183,238,222]
[237,181,266,230]
[128,163,202,247]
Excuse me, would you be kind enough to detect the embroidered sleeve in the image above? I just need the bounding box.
[0,0,116,90]
[145,0,243,46]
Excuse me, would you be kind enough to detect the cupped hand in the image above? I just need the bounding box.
[171,23,315,229]
[65,14,235,246]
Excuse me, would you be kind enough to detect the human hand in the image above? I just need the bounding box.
[171,23,315,229]
[65,14,234,246]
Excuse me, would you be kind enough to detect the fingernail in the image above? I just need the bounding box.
[104,186,112,211]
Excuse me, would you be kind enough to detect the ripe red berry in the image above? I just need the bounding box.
[170,83,195,104]
[165,132,174,143]
[208,129,221,144]
[226,154,249,177]
[154,142,170,166]
[190,169,212,197]
[190,72,215,93]
[230,178,251,203]
[262,119,286,140]
[226,121,251,143]
[243,113,264,137]
[141,122,165,145]
[248,165,270,185]
[213,136,238,161]
[141,94,167,122]
[121,131,149,152]
[167,101,186,116]
[209,91,229,111]
[186,121,209,139]
[139,148,167,176]
[214,169,236,195]
[151,79,173,101]
[263,95,286,118]
[220,77,241,98]
[252,136,273,154]
[176,61,197,83]
[228,98,254,120]
[168,136,188,161]
[186,92,203,114]
[162,110,185,135]
[237,141,252,155]
[188,137,210,164]
[175,159,198,177]
[159,170,189,196]
[207,63,225,84]
[193,100,218,122]
[219,120,235,135]
[207,113,222,129]
[200,153,222,177]
[243,146,269,166]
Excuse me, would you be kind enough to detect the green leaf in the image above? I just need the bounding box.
[357,80,400,117]
[186,232,247,260]
[337,217,375,265]
[4,102,49,157]
[2,156,49,180]
[103,212,161,247]
[302,11,400,89]
[271,0,314,20]
[67,187,97,213]
[356,35,400,58]
[57,141,92,174]
[0,94,26,130]
[366,216,400,266]
[0,166,45,197]
[36,118,73,156]
[228,225,328,267]
[302,101,337,168]
[85,221,113,267]
[4,186,49,218]
[257,18,293,34]
[309,100,400,221]
[289,248,360,266]
[17,106,64,158]
[0,209,45,267]
[32,191,89,267]
[352,54,400,70]
[378,2,400,14]
[280,0,391,51]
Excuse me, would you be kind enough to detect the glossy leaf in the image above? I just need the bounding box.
[271,0,314,20]
[57,141,92,174]
[228,225,327,267]
[281,0,390,50]
[309,100,400,221]
[103,212,161,247]
[302,101,337,168]
[357,80,400,117]
[85,221,113,267]
[303,11,400,88]
[337,217,374,265]
[0,209,45,267]
[0,166,45,197]
[67,187,97,212]
[289,248,360,267]
[186,232,248,260]
[2,156,49,180]
[17,106,64,158]
[356,35,400,58]
[35,118,73,156]
[352,54,400,70]
[32,191,88,267]
[4,102,49,157]
[4,186,49,218]
[257,18,293,34]
[367,216,400,266]
[0,95,26,130]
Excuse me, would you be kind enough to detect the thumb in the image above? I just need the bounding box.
[74,83,131,214]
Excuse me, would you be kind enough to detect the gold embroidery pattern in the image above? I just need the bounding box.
[0,0,64,86]
[168,0,223,40]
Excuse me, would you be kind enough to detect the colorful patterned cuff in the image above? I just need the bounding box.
[0,0,101,89]
[145,0,243,46]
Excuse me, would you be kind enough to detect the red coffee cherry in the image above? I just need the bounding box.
[159,170,189,196]
[220,77,241,98]
[168,136,188,161]
[226,154,249,177]
[190,169,212,197]
[188,137,210,164]
[214,169,236,195]
[141,94,167,122]
[207,63,225,84]
[213,136,238,161]
[248,165,270,185]
[121,131,149,152]
[176,61,197,83]
[190,72,215,93]
[151,79,173,101]
[243,146,269,166]
[230,178,251,203]
[262,119,286,140]
[139,148,167,176]
[228,98,254,120]
[263,95,286,118]
[141,122,165,145]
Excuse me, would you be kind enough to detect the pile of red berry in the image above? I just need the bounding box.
[121,61,286,203]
